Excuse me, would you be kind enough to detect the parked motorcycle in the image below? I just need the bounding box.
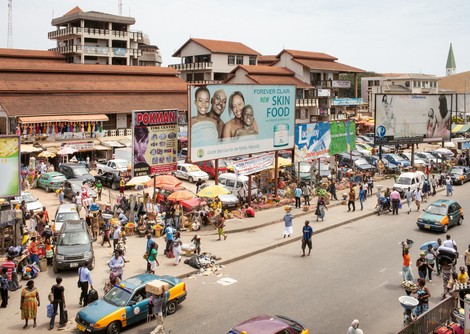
[376,196,391,216]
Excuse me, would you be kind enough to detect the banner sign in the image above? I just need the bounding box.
[346,121,357,151]
[62,141,94,152]
[0,136,20,197]
[332,98,363,106]
[189,84,296,162]
[231,153,275,176]
[294,122,331,162]
[329,121,357,155]
[317,89,331,97]
[374,94,452,145]
[332,80,351,88]
[132,110,178,177]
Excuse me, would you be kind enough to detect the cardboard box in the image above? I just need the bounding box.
[145,280,170,295]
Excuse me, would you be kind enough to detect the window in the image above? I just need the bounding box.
[249,56,256,65]
[236,55,244,65]
[228,55,235,65]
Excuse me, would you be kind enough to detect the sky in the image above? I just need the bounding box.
[0,0,469,77]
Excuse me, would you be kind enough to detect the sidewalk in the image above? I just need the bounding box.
[148,176,441,279]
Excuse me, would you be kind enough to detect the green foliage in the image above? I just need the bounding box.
[338,72,381,98]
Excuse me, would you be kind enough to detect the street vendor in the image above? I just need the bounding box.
[148,287,169,334]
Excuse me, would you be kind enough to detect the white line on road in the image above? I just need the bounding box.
[379,281,388,287]
[380,268,386,273]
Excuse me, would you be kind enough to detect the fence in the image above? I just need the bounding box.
[396,296,458,334]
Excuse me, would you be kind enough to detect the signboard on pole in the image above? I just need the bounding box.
[231,153,275,176]
[132,110,178,177]
[189,84,296,162]
[374,94,452,145]
[294,122,331,162]
[0,136,20,197]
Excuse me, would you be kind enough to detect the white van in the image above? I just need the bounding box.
[393,171,426,198]
[218,173,258,198]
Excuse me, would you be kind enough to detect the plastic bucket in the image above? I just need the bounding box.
[154,225,163,237]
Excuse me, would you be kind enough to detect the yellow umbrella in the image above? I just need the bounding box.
[197,185,231,198]
[38,150,56,158]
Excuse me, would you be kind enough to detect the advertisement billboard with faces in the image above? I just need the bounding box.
[374,94,452,145]
[189,84,296,162]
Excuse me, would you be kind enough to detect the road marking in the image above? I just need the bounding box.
[217,277,237,286]
[379,281,388,287]
[380,268,386,273]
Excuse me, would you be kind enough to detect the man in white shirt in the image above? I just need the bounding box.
[112,225,122,251]
[442,234,457,251]
[414,188,422,211]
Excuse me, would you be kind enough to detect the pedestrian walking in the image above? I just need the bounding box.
[112,223,122,251]
[402,247,414,282]
[191,235,201,255]
[441,261,453,299]
[0,267,9,308]
[149,287,169,334]
[49,276,66,329]
[315,196,328,221]
[328,180,338,200]
[359,185,366,211]
[465,244,470,275]
[302,184,311,206]
[416,251,434,280]
[78,262,93,307]
[301,220,313,257]
[172,232,182,265]
[108,250,125,280]
[424,244,437,282]
[21,280,40,329]
[414,278,430,316]
[95,179,102,201]
[28,236,39,265]
[0,256,21,291]
[347,187,356,212]
[57,186,65,205]
[445,176,453,196]
[119,177,125,195]
[422,179,430,203]
[148,242,159,274]
[442,234,457,251]
[195,178,203,194]
[414,188,422,211]
[390,187,400,215]
[430,175,437,196]
[173,203,181,231]
[145,233,155,272]
[347,319,364,334]
[101,218,112,247]
[283,207,293,238]
[367,176,374,196]
[215,214,227,240]
[404,187,413,214]
[294,185,302,208]
[362,181,368,200]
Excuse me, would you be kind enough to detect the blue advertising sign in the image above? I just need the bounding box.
[294,122,331,162]
[189,84,296,162]
[332,98,363,106]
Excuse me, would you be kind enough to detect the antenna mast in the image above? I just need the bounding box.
[7,0,13,48]
[118,0,122,15]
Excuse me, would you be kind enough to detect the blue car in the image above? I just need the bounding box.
[417,199,463,233]
[36,172,67,192]
[382,154,410,168]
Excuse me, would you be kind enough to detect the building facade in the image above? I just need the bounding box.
[48,7,162,66]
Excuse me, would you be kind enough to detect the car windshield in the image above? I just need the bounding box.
[450,169,463,175]
[18,193,37,203]
[58,231,89,246]
[115,161,128,169]
[425,204,447,216]
[185,165,201,172]
[396,177,412,185]
[73,167,89,176]
[103,286,132,307]
[355,159,368,166]
[56,212,80,222]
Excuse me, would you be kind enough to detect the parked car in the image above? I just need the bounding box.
[193,160,228,179]
[52,203,81,234]
[357,135,374,145]
[382,154,411,168]
[415,152,437,165]
[218,173,258,197]
[59,163,95,183]
[96,159,129,175]
[364,156,399,174]
[36,172,67,192]
[401,153,426,167]
[94,171,123,190]
[417,199,463,233]
[354,158,377,173]
[76,273,187,334]
[15,192,43,213]
[199,183,239,209]
[447,166,470,185]
[173,163,209,183]
[228,315,309,334]
[63,179,97,201]
[393,171,426,198]
[53,220,95,273]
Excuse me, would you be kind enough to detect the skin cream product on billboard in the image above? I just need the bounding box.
[273,123,289,147]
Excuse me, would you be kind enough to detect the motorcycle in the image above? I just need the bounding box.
[376,196,391,216]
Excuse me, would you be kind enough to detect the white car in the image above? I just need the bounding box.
[173,163,209,183]
[15,192,43,213]
[403,153,426,167]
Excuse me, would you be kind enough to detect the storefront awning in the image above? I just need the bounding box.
[94,144,112,151]
[18,114,109,124]
[452,124,470,134]
[102,141,125,148]
[118,137,132,147]
[21,144,43,154]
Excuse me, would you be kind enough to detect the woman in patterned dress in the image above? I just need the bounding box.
[20,280,40,328]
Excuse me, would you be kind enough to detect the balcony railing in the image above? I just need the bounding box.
[48,27,130,40]
[296,99,318,107]
[168,62,213,71]
[48,45,141,58]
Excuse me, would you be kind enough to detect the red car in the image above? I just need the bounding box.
[228,315,309,334]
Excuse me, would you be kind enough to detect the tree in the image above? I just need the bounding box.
[338,72,381,98]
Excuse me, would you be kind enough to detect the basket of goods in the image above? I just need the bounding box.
[398,295,419,310]
[401,280,418,294]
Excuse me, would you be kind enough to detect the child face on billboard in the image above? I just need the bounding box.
[195,89,210,115]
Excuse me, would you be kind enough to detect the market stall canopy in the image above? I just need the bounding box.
[57,147,78,155]
[37,150,56,158]
[126,175,151,186]
[18,114,109,123]
[451,124,470,134]
[101,141,125,148]
[20,144,43,154]
[145,175,182,188]
[197,185,231,198]
[167,190,196,201]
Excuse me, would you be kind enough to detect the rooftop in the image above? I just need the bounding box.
[52,6,135,26]
[172,38,260,57]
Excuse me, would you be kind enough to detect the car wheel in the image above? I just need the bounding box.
[88,256,95,270]
[166,300,178,315]
[106,321,121,334]
[53,261,60,274]
[442,224,448,233]
[458,217,463,225]
[45,185,50,192]
[188,177,194,183]
[111,182,119,190]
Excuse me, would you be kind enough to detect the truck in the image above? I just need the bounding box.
[96,159,129,175]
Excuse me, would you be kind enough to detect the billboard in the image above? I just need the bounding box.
[294,122,331,162]
[0,136,20,197]
[132,110,178,177]
[329,121,357,155]
[189,84,295,162]
[374,94,452,145]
